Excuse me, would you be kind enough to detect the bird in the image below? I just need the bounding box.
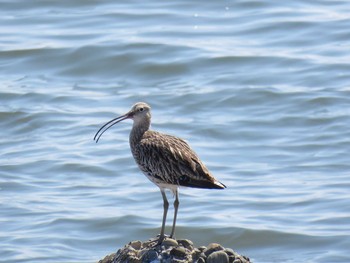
[94,102,226,244]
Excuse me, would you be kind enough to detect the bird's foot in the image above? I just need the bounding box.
[145,234,167,248]
[155,234,167,246]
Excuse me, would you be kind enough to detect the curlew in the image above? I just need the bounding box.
[94,102,225,243]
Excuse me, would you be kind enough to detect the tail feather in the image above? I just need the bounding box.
[214,180,226,189]
[180,179,226,189]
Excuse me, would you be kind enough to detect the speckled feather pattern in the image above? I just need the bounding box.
[130,129,225,189]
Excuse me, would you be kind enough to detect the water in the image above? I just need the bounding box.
[1,0,350,262]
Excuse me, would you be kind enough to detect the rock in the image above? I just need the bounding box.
[233,254,251,263]
[161,237,178,248]
[140,249,158,262]
[97,236,251,263]
[98,253,115,263]
[177,239,194,250]
[127,256,141,263]
[191,248,202,262]
[207,250,229,263]
[243,256,251,262]
[200,252,207,260]
[160,251,171,261]
[170,246,187,258]
[141,238,158,248]
[129,240,142,250]
[203,243,225,257]
[224,248,235,257]
[198,246,207,252]
[224,248,236,263]
[171,259,187,263]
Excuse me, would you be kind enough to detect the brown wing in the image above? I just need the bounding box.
[135,131,225,189]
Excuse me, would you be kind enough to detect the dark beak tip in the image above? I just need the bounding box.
[94,113,129,144]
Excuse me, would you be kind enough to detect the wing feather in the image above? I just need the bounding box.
[134,131,224,189]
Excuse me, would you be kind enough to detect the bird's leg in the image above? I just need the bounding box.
[158,188,169,244]
[170,189,179,239]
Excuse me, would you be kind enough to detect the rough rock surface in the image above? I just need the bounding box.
[98,237,251,263]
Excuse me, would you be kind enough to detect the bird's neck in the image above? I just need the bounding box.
[130,118,150,146]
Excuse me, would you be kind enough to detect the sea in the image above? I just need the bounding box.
[1,0,350,262]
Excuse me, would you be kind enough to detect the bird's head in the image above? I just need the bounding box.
[94,102,151,143]
[129,102,151,123]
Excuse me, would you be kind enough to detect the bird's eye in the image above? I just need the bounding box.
[139,107,144,112]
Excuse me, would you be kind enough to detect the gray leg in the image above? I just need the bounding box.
[159,189,169,242]
[170,189,179,238]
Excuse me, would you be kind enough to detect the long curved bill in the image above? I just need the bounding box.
[94,112,131,143]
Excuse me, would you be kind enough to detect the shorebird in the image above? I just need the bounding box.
[94,102,225,243]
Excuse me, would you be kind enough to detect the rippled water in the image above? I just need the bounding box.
[1,1,350,262]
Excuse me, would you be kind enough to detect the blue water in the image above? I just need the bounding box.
[1,1,350,262]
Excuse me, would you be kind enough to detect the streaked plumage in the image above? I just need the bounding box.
[94,102,225,243]
[133,130,224,189]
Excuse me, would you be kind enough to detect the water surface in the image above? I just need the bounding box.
[1,1,350,262]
